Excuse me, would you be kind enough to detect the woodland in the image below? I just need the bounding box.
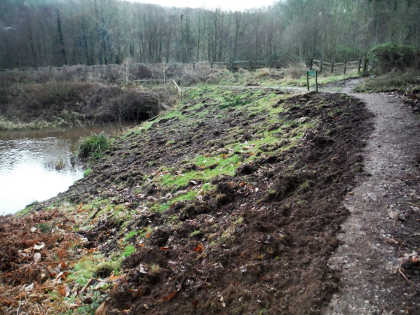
[1,0,420,68]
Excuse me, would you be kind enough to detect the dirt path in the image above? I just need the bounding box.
[324,81,420,314]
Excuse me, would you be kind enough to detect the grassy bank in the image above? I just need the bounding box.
[0,83,373,314]
[355,70,420,93]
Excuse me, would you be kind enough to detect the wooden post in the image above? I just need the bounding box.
[320,58,323,73]
[344,59,347,75]
[331,60,335,73]
[315,70,318,93]
[363,57,368,75]
[307,71,310,91]
[172,80,182,100]
[358,58,362,74]
[163,65,166,85]
[310,58,314,69]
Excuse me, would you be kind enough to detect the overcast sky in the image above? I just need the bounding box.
[126,0,277,11]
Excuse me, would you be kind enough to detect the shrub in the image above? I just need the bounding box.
[370,43,420,74]
[256,68,271,78]
[284,62,307,79]
[78,133,109,160]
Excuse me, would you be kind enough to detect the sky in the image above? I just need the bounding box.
[127,0,277,11]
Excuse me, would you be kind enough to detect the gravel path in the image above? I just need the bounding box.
[324,81,420,314]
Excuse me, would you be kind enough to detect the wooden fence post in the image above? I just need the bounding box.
[307,71,310,91]
[331,60,335,73]
[344,59,347,75]
[172,80,182,100]
[315,70,318,93]
[363,57,368,75]
[320,58,323,73]
[358,58,362,74]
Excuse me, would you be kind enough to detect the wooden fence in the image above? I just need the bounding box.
[310,57,369,75]
[0,57,370,83]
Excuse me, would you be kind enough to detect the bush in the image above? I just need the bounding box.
[78,133,109,160]
[91,89,160,123]
[284,63,306,79]
[370,43,420,74]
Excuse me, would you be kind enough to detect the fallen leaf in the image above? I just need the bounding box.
[109,275,123,281]
[57,248,67,259]
[95,302,107,315]
[33,252,42,263]
[34,242,45,250]
[161,291,177,302]
[0,297,16,306]
[194,243,204,253]
[129,288,142,297]
[58,285,67,297]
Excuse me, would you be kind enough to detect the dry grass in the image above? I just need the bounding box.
[284,62,307,79]
[355,69,420,93]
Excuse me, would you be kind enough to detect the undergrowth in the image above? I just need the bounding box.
[78,133,110,160]
[355,69,420,93]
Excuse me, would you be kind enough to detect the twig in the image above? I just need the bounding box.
[384,237,400,245]
[398,266,411,284]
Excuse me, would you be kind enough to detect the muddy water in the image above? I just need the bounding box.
[0,125,127,215]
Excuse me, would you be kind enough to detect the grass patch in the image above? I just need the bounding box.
[68,255,103,286]
[83,168,92,177]
[355,69,420,93]
[159,154,241,189]
[122,244,136,258]
[78,133,109,160]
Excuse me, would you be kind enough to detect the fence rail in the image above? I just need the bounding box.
[311,57,368,75]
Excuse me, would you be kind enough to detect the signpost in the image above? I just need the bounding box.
[307,69,318,92]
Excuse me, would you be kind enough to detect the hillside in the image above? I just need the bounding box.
[0,86,372,314]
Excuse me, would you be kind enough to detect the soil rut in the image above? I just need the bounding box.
[325,82,420,314]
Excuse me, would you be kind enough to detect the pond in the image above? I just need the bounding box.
[0,125,127,216]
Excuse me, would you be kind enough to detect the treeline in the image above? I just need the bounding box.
[0,0,419,69]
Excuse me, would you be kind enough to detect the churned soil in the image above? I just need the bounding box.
[1,87,374,314]
[79,91,372,314]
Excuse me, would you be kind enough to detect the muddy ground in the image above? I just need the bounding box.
[324,83,420,314]
[0,86,373,314]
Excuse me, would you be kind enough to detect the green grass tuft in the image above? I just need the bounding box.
[78,133,109,160]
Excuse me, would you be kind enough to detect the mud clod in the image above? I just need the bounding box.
[264,175,300,201]
[236,163,257,175]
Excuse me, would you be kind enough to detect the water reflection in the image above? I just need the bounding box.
[0,125,128,215]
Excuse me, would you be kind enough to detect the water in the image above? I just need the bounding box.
[0,126,126,215]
